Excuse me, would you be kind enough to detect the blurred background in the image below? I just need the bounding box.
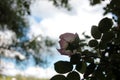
[0,0,112,80]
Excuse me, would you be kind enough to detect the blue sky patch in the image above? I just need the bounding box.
[33,16,42,23]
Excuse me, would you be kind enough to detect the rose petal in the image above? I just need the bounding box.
[59,39,68,49]
[59,33,75,42]
[57,33,79,56]
[57,49,73,56]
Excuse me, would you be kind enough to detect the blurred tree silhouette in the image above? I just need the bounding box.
[0,0,56,69]
[0,0,30,37]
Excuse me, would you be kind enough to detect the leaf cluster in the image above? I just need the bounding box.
[0,0,32,37]
[51,17,120,80]
[49,0,71,10]
[88,0,120,26]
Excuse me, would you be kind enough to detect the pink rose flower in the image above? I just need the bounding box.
[59,33,78,42]
[57,33,79,56]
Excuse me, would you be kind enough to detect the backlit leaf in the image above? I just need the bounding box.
[84,63,96,78]
[98,17,113,33]
[67,71,80,80]
[99,41,107,49]
[76,61,87,74]
[50,75,67,80]
[88,39,98,47]
[54,61,73,74]
[70,54,81,64]
[101,31,114,42]
[91,25,102,39]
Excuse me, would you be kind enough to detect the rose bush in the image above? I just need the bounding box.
[51,17,120,80]
[57,33,79,56]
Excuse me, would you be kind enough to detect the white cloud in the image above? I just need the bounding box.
[0,49,25,60]
[0,30,16,47]
[0,60,56,78]
[30,0,112,39]
[31,0,59,18]
[0,61,20,76]
[24,66,57,78]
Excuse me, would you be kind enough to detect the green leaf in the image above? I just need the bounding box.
[94,70,106,80]
[50,75,67,80]
[90,0,101,5]
[99,41,107,49]
[84,63,96,78]
[84,57,94,63]
[54,61,73,74]
[84,35,91,39]
[114,31,120,44]
[91,25,102,39]
[111,54,120,62]
[90,77,97,80]
[67,71,80,80]
[98,17,113,33]
[70,54,81,64]
[88,39,98,47]
[101,31,114,42]
[82,50,98,58]
[76,61,87,74]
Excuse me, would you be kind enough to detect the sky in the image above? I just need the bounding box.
[0,60,56,78]
[28,0,111,78]
[29,0,111,39]
[1,0,112,78]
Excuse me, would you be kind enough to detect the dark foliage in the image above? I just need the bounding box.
[0,0,56,66]
[50,0,120,80]
[0,0,31,37]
